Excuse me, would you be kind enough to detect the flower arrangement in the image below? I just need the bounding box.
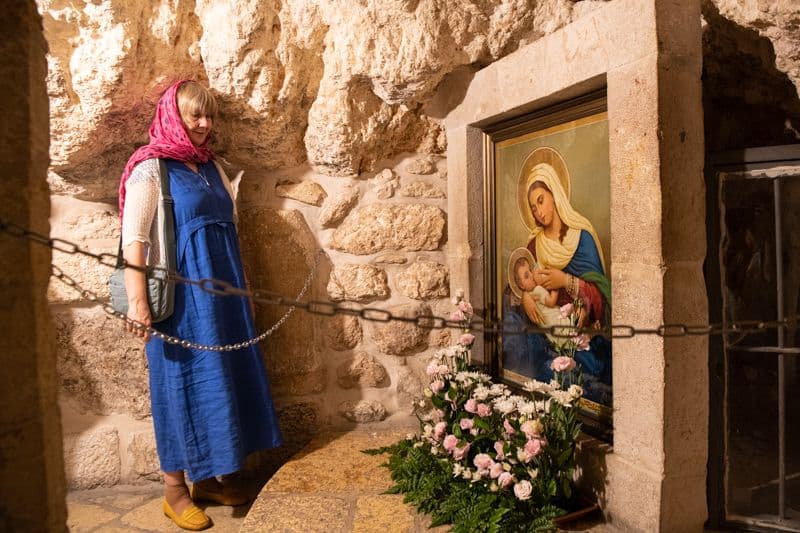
[366,294,584,532]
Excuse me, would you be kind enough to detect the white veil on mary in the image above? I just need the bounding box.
[516,147,606,274]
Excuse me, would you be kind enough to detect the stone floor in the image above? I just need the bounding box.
[67,429,608,532]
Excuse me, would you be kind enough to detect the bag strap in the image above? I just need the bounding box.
[116,159,175,272]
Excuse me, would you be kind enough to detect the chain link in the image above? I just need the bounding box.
[4,217,799,342]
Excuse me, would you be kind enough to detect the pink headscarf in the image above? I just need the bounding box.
[118,80,215,217]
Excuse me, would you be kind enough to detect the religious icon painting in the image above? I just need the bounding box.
[483,91,613,429]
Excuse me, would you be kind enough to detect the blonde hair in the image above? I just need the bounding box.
[176,81,218,119]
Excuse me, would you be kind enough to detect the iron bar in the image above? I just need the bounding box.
[774,176,787,520]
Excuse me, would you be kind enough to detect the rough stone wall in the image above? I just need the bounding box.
[0,1,67,530]
[703,0,800,150]
[37,0,800,491]
[40,0,609,489]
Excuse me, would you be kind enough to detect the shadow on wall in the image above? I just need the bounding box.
[702,0,800,152]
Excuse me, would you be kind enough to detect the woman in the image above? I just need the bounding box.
[502,158,612,405]
[120,80,282,530]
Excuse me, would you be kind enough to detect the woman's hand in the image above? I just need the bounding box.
[537,268,569,290]
[123,241,151,342]
[521,291,544,325]
[126,297,152,342]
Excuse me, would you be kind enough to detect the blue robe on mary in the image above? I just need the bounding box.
[146,160,282,481]
[502,230,612,406]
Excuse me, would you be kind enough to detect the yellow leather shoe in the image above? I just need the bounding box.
[162,499,211,531]
[190,482,249,506]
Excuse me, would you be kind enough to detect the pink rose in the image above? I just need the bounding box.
[459,418,474,430]
[458,301,474,315]
[503,419,516,435]
[477,403,492,417]
[433,421,447,441]
[559,302,574,319]
[430,380,445,393]
[498,472,513,488]
[452,443,470,461]
[489,462,504,479]
[459,333,475,346]
[473,453,493,470]
[525,438,546,458]
[551,356,576,373]
[464,398,478,413]
[443,434,458,451]
[494,441,506,460]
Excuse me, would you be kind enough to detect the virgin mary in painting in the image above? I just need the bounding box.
[502,147,612,408]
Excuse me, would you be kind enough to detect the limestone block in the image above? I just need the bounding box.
[66,502,118,532]
[128,430,160,482]
[275,180,327,206]
[336,353,389,389]
[369,303,431,355]
[395,260,449,300]
[712,0,800,96]
[431,328,453,348]
[63,427,121,489]
[331,204,445,255]
[372,168,400,199]
[327,264,390,302]
[437,167,448,180]
[405,155,437,175]
[324,314,363,351]
[402,180,446,198]
[354,495,415,533]
[54,307,150,419]
[272,367,327,397]
[319,186,359,227]
[338,400,387,423]
[238,207,325,394]
[277,402,320,447]
[373,252,409,265]
[396,367,424,413]
[48,196,118,304]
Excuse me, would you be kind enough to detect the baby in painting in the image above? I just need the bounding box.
[508,247,580,347]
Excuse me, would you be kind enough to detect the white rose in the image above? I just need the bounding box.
[513,480,533,501]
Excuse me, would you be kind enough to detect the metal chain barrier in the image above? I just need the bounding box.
[2,217,797,342]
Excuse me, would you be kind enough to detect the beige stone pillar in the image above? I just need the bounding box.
[445,0,707,530]
[0,1,67,531]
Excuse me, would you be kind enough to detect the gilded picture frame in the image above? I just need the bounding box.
[483,91,613,431]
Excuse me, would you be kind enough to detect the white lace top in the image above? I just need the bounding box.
[121,158,238,266]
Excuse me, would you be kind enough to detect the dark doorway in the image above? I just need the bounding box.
[707,145,800,531]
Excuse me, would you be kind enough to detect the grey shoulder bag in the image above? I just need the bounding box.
[108,158,176,323]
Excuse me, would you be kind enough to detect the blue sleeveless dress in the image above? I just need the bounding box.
[146,160,282,481]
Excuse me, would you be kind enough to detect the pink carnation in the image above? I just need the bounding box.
[520,419,543,437]
[573,334,591,351]
[442,434,458,451]
[459,418,474,430]
[433,421,447,441]
[464,398,478,413]
[430,379,445,393]
[459,333,476,346]
[525,438,546,458]
[559,302,574,319]
[458,301,474,315]
[477,403,492,417]
[452,443,471,461]
[449,310,466,322]
[551,356,576,373]
[489,462,504,479]
[494,441,506,460]
[503,419,516,435]
[498,472,513,488]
